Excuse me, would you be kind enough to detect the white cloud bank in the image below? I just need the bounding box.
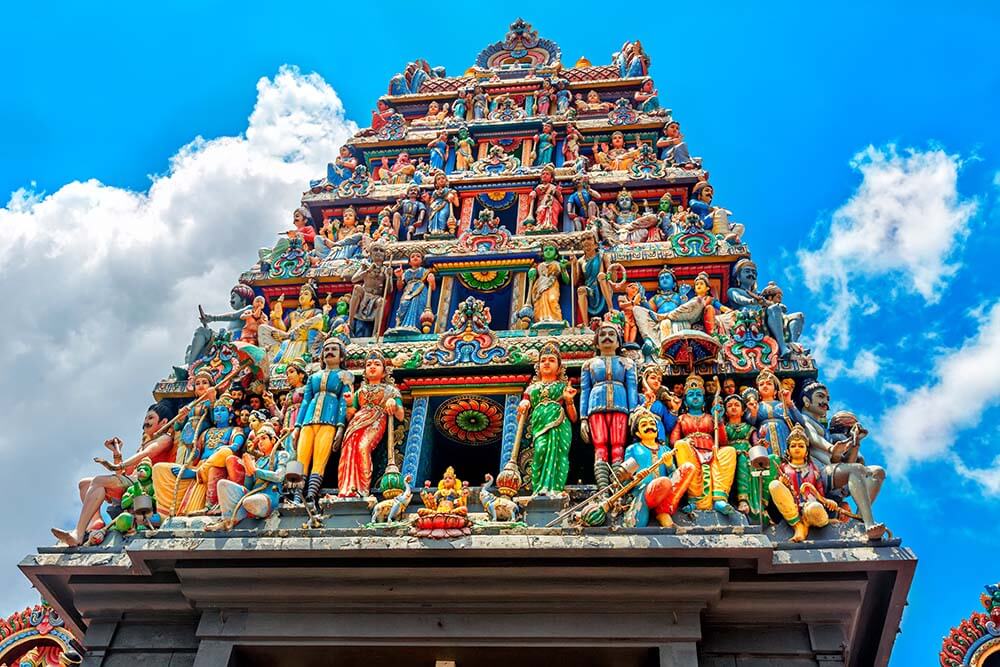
[0,66,356,610]
[797,145,978,374]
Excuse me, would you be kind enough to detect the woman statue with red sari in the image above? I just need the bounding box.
[337,351,404,498]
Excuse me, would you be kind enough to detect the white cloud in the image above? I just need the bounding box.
[878,301,1000,479]
[0,66,356,610]
[843,349,880,381]
[797,145,977,364]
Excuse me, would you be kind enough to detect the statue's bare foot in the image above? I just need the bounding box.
[51,528,82,547]
[790,522,808,543]
[865,523,887,541]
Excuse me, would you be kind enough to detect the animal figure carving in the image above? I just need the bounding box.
[478,473,528,522]
[369,474,413,524]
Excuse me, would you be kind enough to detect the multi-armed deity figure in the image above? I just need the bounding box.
[517,342,577,496]
[580,321,638,489]
[258,281,327,366]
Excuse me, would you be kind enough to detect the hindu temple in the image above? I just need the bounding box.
[23,20,915,667]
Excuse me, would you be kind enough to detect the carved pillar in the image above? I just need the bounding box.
[458,196,474,236]
[510,271,528,325]
[402,396,429,481]
[516,193,532,234]
[498,393,523,469]
[435,275,454,333]
[521,138,534,167]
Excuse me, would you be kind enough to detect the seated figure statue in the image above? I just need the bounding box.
[726,259,801,359]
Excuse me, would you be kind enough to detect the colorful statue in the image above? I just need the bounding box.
[748,368,802,457]
[726,393,779,523]
[536,80,555,116]
[452,88,470,121]
[554,79,572,115]
[258,281,327,366]
[276,359,306,457]
[689,181,744,242]
[633,78,662,114]
[348,243,391,338]
[580,321,638,488]
[577,90,613,114]
[327,206,363,261]
[182,283,256,372]
[193,393,247,514]
[769,424,839,542]
[670,374,736,514]
[565,174,599,232]
[207,424,288,531]
[525,165,563,232]
[378,151,416,184]
[472,86,490,120]
[426,172,459,236]
[369,474,414,524]
[660,271,727,335]
[727,259,797,359]
[517,342,577,495]
[656,120,693,167]
[339,351,404,497]
[523,243,569,327]
[427,131,449,172]
[393,251,436,331]
[292,337,352,507]
[325,146,358,186]
[622,408,698,528]
[532,121,556,166]
[562,123,584,164]
[575,233,613,324]
[593,131,639,171]
[638,364,677,442]
[452,126,475,172]
[615,40,649,78]
[607,189,657,243]
[109,457,159,535]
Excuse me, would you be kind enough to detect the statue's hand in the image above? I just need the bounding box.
[562,384,578,402]
[580,418,591,445]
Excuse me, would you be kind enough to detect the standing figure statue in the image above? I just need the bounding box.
[427,131,449,172]
[277,359,307,458]
[621,408,698,528]
[452,126,475,172]
[472,86,490,120]
[799,380,887,540]
[338,351,404,498]
[769,424,840,542]
[292,338,352,509]
[426,172,459,236]
[517,342,577,496]
[392,186,427,241]
[747,368,802,457]
[523,243,570,327]
[258,281,327,366]
[393,252,436,331]
[579,321,638,489]
[535,79,555,117]
[727,258,797,359]
[670,374,736,515]
[638,364,677,442]
[565,174,599,232]
[525,165,563,232]
[532,121,556,166]
[554,79,572,115]
[452,88,470,120]
[726,393,779,523]
[348,243,391,338]
[575,233,613,326]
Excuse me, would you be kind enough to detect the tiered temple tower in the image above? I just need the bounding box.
[24,21,915,667]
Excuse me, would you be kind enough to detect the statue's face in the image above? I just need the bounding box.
[540,169,553,184]
[256,433,275,456]
[658,272,675,292]
[725,398,743,421]
[737,265,757,290]
[803,388,830,420]
[339,146,350,158]
[249,414,262,432]
[194,375,212,397]
[596,325,619,353]
[344,210,356,225]
[213,405,232,427]
[542,245,558,261]
[642,79,653,92]
[618,193,633,210]
[370,246,386,265]
[136,463,152,482]
[685,388,704,410]
[723,379,736,395]
[435,173,447,188]
[142,409,167,438]
[587,91,600,103]
[643,372,662,393]
[538,353,560,380]
[249,396,262,410]
[237,408,251,427]
[252,296,265,312]
[230,388,244,403]
[398,152,410,164]
[706,378,718,394]
[323,343,342,370]
[428,101,439,114]
[699,186,714,204]
[409,252,422,269]
[285,366,304,388]
[582,237,596,254]
[757,377,777,401]
[299,286,314,309]
[694,280,710,298]
[611,133,624,148]
[659,195,673,213]
[636,414,658,440]
[364,358,385,383]
[786,437,808,464]
[230,289,249,310]
[666,123,680,138]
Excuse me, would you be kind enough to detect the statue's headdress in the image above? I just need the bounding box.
[756,368,780,392]
[684,373,704,393]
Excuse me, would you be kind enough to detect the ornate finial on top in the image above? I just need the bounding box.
[476,19,561,70]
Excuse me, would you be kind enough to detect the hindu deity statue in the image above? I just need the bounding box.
[532,121,556,166]
[516,342,577,496]
[566,174,599,232]
[206,424,288,531]
[761,282,805,347]
[670,374,736,514]
[327,206,363,261]
[426,172,459,236]
[536,79,555,116]
[747,368,802,457]
[656,120,693,167]
[452,126,475,172]
[769,424,839,542]
[690,181,744,243]
[326,145,358,186]
[347,243,391,338]
[633,78,662,114]
[580,321,638,489]
[576,90,613,114]
[421,466,468,514]
[562,123,584,163]
[258,281,327,366]
[393,252,436,331]
[414,100,449,125]
[608,189,657,243]
[521,243,569,328]
[726,393,779,524]
[193,393,248,515]
[378,152,416,184]
[472,86,490,120]
[575,233,612,325]
[622,408,698,528]
[727,259,798,359]
[525,165,563,232]
[799,380,887,540]
[180,283,256,374]
[593,131,639,171]
[554,79,572,115]
[648,268,688,317]
[453,88,471,120]
[660,271,728,336]
[615,40,649,78]
[387,186,425,241]
[427,131,449,172]
[338,351,404,497]
[292,337,352,507]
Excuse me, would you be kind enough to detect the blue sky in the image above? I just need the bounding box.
[2,2,999,664]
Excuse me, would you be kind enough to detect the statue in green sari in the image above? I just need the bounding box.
[726,392,778,524]
[516,342,577,496]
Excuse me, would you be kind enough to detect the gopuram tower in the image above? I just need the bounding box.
[27,20,915,667]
